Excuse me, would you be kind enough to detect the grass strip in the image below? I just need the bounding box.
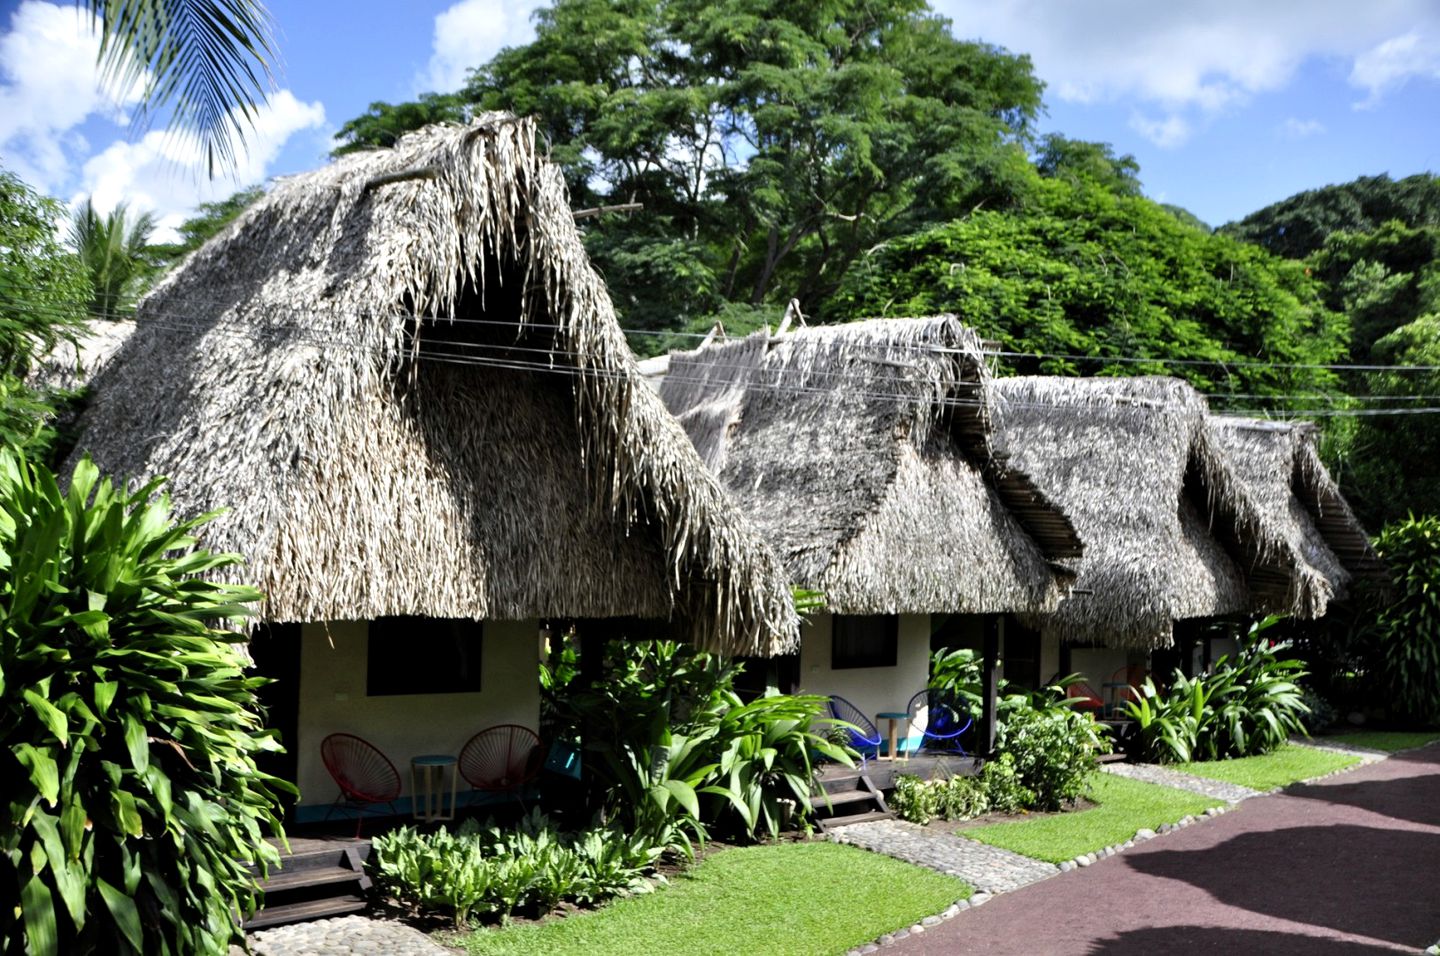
[963,773,1219,864]
[1177,744,1359,791]
[448,841,969,956]
[1321,731,1440,753]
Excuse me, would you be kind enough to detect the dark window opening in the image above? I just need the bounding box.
[1001,617,1041,691]
[367,616,484,696]
[832,615,898,669]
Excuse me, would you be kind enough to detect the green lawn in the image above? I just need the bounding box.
[1321,730,1440,753]
[447,842,969,956]
[1176,744,1359,791]
[963,774,1220,864]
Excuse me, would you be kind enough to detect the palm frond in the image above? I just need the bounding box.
[86,0,277,177]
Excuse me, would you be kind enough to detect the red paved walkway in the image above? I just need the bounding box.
[893,744,1440,955]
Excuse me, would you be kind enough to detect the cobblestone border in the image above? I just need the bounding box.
[843,743,1399,955]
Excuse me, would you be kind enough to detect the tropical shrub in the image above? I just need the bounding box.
[999,704,1104,811]
[1363,515,1440,724]
[547,640,850,847]
[371,811,657,927]
[0,450,288,955]
[1126,618,1311,762]
[888,755,1035,826]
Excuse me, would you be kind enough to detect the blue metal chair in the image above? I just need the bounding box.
[826,695,884,766]
[907,689,974,755]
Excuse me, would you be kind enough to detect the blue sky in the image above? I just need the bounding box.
[1,0,1437,240]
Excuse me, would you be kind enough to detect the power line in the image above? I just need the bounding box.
[7,286,1440,375]
[11,295,1440,418]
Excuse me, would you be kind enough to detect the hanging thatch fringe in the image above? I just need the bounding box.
[661,316,1081,616]
[67,116,798,657]
[990,376,1341,649]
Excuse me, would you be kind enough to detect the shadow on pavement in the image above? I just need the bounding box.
[1083,925,1401,955]
[1124,825,1440,947]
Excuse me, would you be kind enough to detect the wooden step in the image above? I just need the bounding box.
[259,865,366,894]
[823,810,893,828]
[810,788,877,809]
[244,895,367,931]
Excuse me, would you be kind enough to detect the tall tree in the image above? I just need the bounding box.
[83,0,278,175]
[0,170,89,450]
[334,0,1044,341]
[69,199,156,319]
[832,175,1347,401]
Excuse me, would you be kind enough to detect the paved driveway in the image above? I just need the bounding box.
[892,743,1440,955]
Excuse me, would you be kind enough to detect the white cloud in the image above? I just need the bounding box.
[0,1,139,191]
[1130,113,1192,149]
[76,91,326,242]
[1278,117,1326,139]
[1350,30,1440,107]
[419,0,542,93]
[936,0,1440,137]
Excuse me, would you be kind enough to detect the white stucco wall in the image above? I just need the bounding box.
[295,619,541,810]
[797,612,931,752]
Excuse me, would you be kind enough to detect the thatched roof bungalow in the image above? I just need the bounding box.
[660,317,1082,741]
[68,116,797,813]
[988,377,1344,682]
[1208,416,1383,608]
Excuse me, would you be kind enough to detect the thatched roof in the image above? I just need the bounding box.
[27,318,136,393]
[660,316,1081,616]
[67,116,798,656]
[1209,417,1383,597]
[990,376,1324,648]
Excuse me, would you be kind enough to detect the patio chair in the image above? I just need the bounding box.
[826,695,885,766]
[907,688,974,756]
[320,733,402,837]
[1105,665,1148,719]
[1062,679,1105,713]
[459,725,542,800]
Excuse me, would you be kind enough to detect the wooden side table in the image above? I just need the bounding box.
[410,754,458,822]
[876,711,909,761]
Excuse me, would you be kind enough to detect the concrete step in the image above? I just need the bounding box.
[823,810,894,829]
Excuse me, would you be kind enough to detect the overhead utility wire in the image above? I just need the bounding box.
[7,287,1440,375]
[12,297,1440,415]
[73,311,1440,421]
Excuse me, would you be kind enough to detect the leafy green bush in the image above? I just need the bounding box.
[548,640,850,848]
[0,450,288,955]
[1363,515,1440,724]
[1127,619,1312,763]
[999,705,1104,811]
[888,755,1035,826]
[371,811,658,927]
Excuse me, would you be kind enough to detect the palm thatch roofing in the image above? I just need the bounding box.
[67,116,798,656]
[659,316,1082,616]
[28,318,136,393]
[1208,416,1384,601]
[990,376,1335,649]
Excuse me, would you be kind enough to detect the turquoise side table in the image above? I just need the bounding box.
[411,754,458,822]
[876,711,909,761]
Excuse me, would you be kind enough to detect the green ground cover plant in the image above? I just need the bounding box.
[1323,731,1440,752]
[964,774,1220,864]
[0,451,287,954]
[372,811,659,927]
[448,842,969,956]
[1176,744,1360,791]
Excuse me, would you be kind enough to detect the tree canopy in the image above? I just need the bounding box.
[1221,173,1440,260]
[334,0,1044,341]
[832,175,1346,400]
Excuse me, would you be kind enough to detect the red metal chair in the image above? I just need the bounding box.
[459,725,542,798]
[1064,680,1105,712]
[320,733,402,837]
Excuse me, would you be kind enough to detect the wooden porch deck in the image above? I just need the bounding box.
[817,753,980,792]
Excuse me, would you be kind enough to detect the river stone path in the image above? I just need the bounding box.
[831,819,1058,894]
[1102,762,1261,802]
[237,915,453,956]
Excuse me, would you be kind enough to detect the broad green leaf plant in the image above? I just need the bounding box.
[0,449,290,955]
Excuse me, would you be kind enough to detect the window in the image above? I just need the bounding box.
[367,617,483,697]
[831,615,898,669]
